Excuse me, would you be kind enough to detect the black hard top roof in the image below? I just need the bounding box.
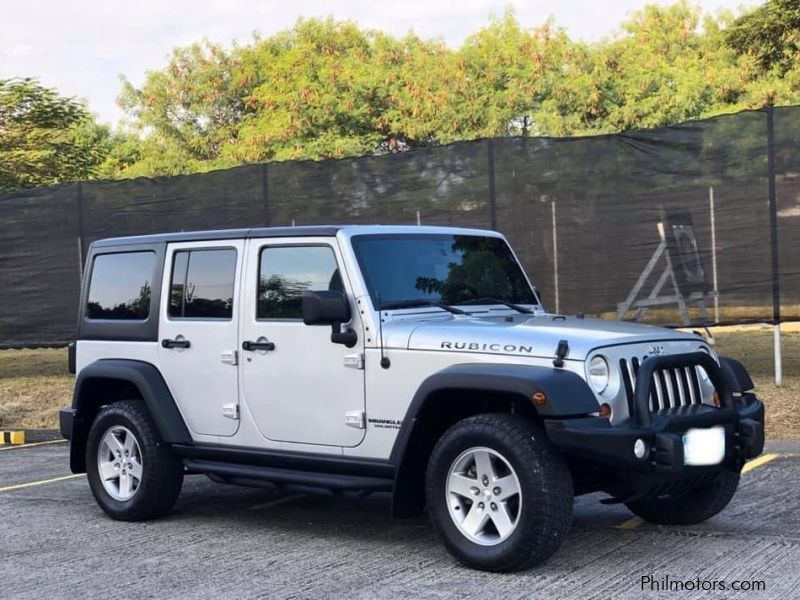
[92,225,344,248]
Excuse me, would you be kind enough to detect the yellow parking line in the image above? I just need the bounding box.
[0,474,82,493]
[0,439,67,451]
[616,517,644,530]
[742,453,779,474]
[248,494,304,511]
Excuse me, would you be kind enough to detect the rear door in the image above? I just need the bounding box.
[157,240,243,437]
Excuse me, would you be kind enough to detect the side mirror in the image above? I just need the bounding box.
[303,290,350,325]
[302,291,357,347]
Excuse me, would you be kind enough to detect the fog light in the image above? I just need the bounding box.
[598,403,612,419]
[634,438,648,460]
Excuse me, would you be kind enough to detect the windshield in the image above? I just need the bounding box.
[351,234,537,309]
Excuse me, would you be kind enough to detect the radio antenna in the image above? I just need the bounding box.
[377,294,390,369]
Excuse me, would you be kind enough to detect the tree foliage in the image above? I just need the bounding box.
[0,78,117,192]
[725,0,800,74]
[6,1,800,188]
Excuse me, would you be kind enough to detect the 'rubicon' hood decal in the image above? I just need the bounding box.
[383,313,698,361]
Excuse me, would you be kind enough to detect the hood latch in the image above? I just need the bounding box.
[553,339,570,368]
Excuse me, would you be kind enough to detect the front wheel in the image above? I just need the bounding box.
[86,400,184,521]
[425,414,573,572]
[624,470,740,525]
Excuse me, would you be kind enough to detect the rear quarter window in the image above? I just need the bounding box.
[86,251,156,320]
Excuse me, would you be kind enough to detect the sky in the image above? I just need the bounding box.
[0,0,753,125]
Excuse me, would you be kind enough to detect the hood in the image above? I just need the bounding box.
[382,312,700,361]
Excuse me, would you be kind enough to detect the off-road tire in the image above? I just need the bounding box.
[624,470,740,525]
[86,400,183,521]
[425,413,573,572]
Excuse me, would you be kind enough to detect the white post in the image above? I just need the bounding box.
[709,186,719,323]
[291,219,296,227]
[552,200,560,314]
[775,323,783,386]
[416,210,421,226]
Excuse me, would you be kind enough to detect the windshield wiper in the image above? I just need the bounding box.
[455,297,533,314]
[379,299,467,315]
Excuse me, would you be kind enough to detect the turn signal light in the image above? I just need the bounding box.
[598,403,612,419]
[532,392,547,406]
[713,391,721,407]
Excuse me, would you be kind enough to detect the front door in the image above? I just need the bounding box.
[158,240,243,437]
[239,238,366,447]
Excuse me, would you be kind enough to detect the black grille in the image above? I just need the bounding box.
[620,356,705,416]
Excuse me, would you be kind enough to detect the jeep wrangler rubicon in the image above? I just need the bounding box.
[60,225,764,572]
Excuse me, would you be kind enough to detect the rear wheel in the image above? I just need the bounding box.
[425,414,573,572]
[624,470,740,525]
[86,400,183,521]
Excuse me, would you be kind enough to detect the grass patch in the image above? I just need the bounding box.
[0,331,797,438]
[0,348,73,430]
[713,329,800,441]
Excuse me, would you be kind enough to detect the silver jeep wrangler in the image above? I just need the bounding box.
[60,225,765,571]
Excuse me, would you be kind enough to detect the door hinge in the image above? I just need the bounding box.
[222,403,240,420]
[345,410,365,429]
[343,352,364,370]
[221,350,238,366]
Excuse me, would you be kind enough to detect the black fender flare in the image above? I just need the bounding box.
[68,359,191,472]
[389,362,598,517]
[719,356,754,394]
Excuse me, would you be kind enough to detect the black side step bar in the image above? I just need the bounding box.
[183,458,393,492]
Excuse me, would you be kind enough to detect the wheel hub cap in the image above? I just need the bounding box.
[97,425,143,501]
[445,446,522,546]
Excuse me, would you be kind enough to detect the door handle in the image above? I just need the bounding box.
[162,338,191,349]
[242,340,275,352]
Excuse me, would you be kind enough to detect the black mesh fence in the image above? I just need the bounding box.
[1,107,798,348]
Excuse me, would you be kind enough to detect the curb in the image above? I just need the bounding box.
[0,431,25,445]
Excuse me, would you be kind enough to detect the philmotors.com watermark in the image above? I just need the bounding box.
[641,574,766,593]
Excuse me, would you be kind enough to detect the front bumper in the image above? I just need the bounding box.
[545,396,763,472]
[545,352,765,473]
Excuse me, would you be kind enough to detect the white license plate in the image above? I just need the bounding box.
[683,426,726,466]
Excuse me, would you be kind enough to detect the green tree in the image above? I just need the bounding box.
[726,0,800,74]
[113,3,800,178]
[0,78,112,192]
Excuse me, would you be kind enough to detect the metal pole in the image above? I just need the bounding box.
[552,200,560,314]
[416,210,421,225]
[774,323,783,387]
[709,186,719,323]
[76,181,85,269]
[487,140,497,229]
[260,163,270,226]
[766,105,782,386]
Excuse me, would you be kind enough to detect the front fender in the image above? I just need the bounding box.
[390,362,597,517]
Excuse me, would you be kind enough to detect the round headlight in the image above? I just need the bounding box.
[587,355,610,394]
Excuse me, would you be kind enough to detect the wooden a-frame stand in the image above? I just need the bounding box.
[616,222,715,326]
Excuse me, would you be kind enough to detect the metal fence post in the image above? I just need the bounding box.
[260,163,270,226]
[766,105,782,386]
[76,181,85,271]
[487,139,497,229]
[709,186,720,324]
[552,200,560,314]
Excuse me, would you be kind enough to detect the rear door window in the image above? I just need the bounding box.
[168,249,237,319]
